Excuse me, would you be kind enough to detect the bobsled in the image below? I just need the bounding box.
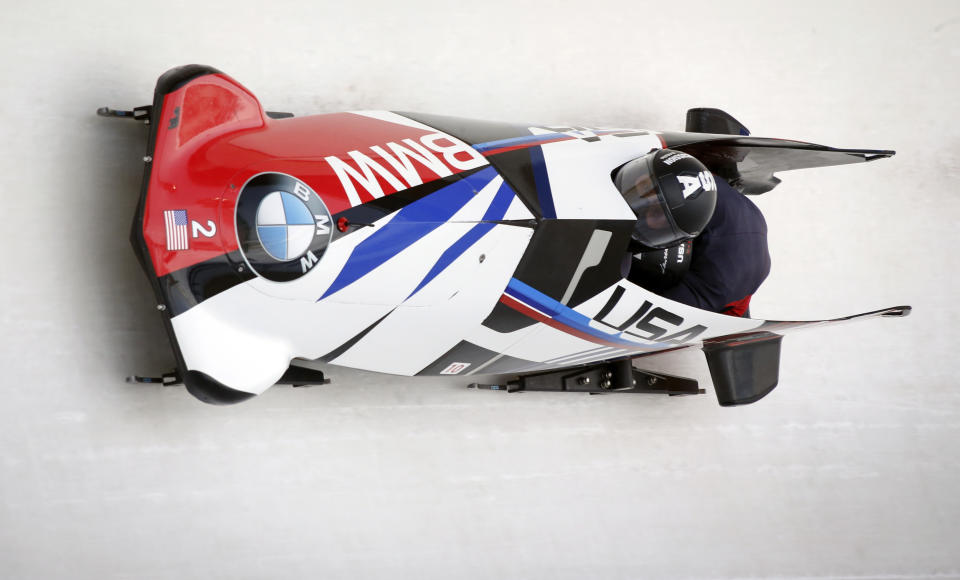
[101,65,910,405]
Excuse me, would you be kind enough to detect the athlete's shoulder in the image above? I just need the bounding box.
[711,176,767,232]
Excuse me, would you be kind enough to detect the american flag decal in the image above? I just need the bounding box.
[164,209,189,251]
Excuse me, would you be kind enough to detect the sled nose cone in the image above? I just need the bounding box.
[183,370,257,405]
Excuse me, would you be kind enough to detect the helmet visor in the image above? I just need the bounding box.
[616,157,685,249]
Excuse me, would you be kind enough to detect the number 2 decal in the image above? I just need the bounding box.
[191,219,216,238]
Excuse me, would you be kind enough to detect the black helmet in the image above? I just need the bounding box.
[614,148,718,252]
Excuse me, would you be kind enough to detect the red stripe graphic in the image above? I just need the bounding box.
[498,294,624,348]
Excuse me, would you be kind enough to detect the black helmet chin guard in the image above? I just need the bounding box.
[614,148,718,253]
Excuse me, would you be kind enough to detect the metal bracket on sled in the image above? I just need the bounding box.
[98,106,293,124]
[97,105,153,123]
[274,365,331,388]
[126,365,330,389]
[471,359,703,396]
[126,371,181,386]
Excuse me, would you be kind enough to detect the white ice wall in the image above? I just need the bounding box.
[0,1,957,578]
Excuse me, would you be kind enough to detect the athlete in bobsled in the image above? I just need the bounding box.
[618,148,770,318]
[101,65,909,406]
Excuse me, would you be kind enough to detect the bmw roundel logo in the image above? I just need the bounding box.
[235,173,332,282]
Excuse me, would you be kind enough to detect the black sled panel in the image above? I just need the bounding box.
[702,332,783,406]
[659,133,894,195]
[685,107,751,136]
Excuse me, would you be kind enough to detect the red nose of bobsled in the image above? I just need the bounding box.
[142,66,267,280]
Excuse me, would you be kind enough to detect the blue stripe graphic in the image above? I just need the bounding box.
[505,278,659,347]
[320,167,499,300]
[472,133,568,153]
[407,179,517,298]
[529,146,556,219]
